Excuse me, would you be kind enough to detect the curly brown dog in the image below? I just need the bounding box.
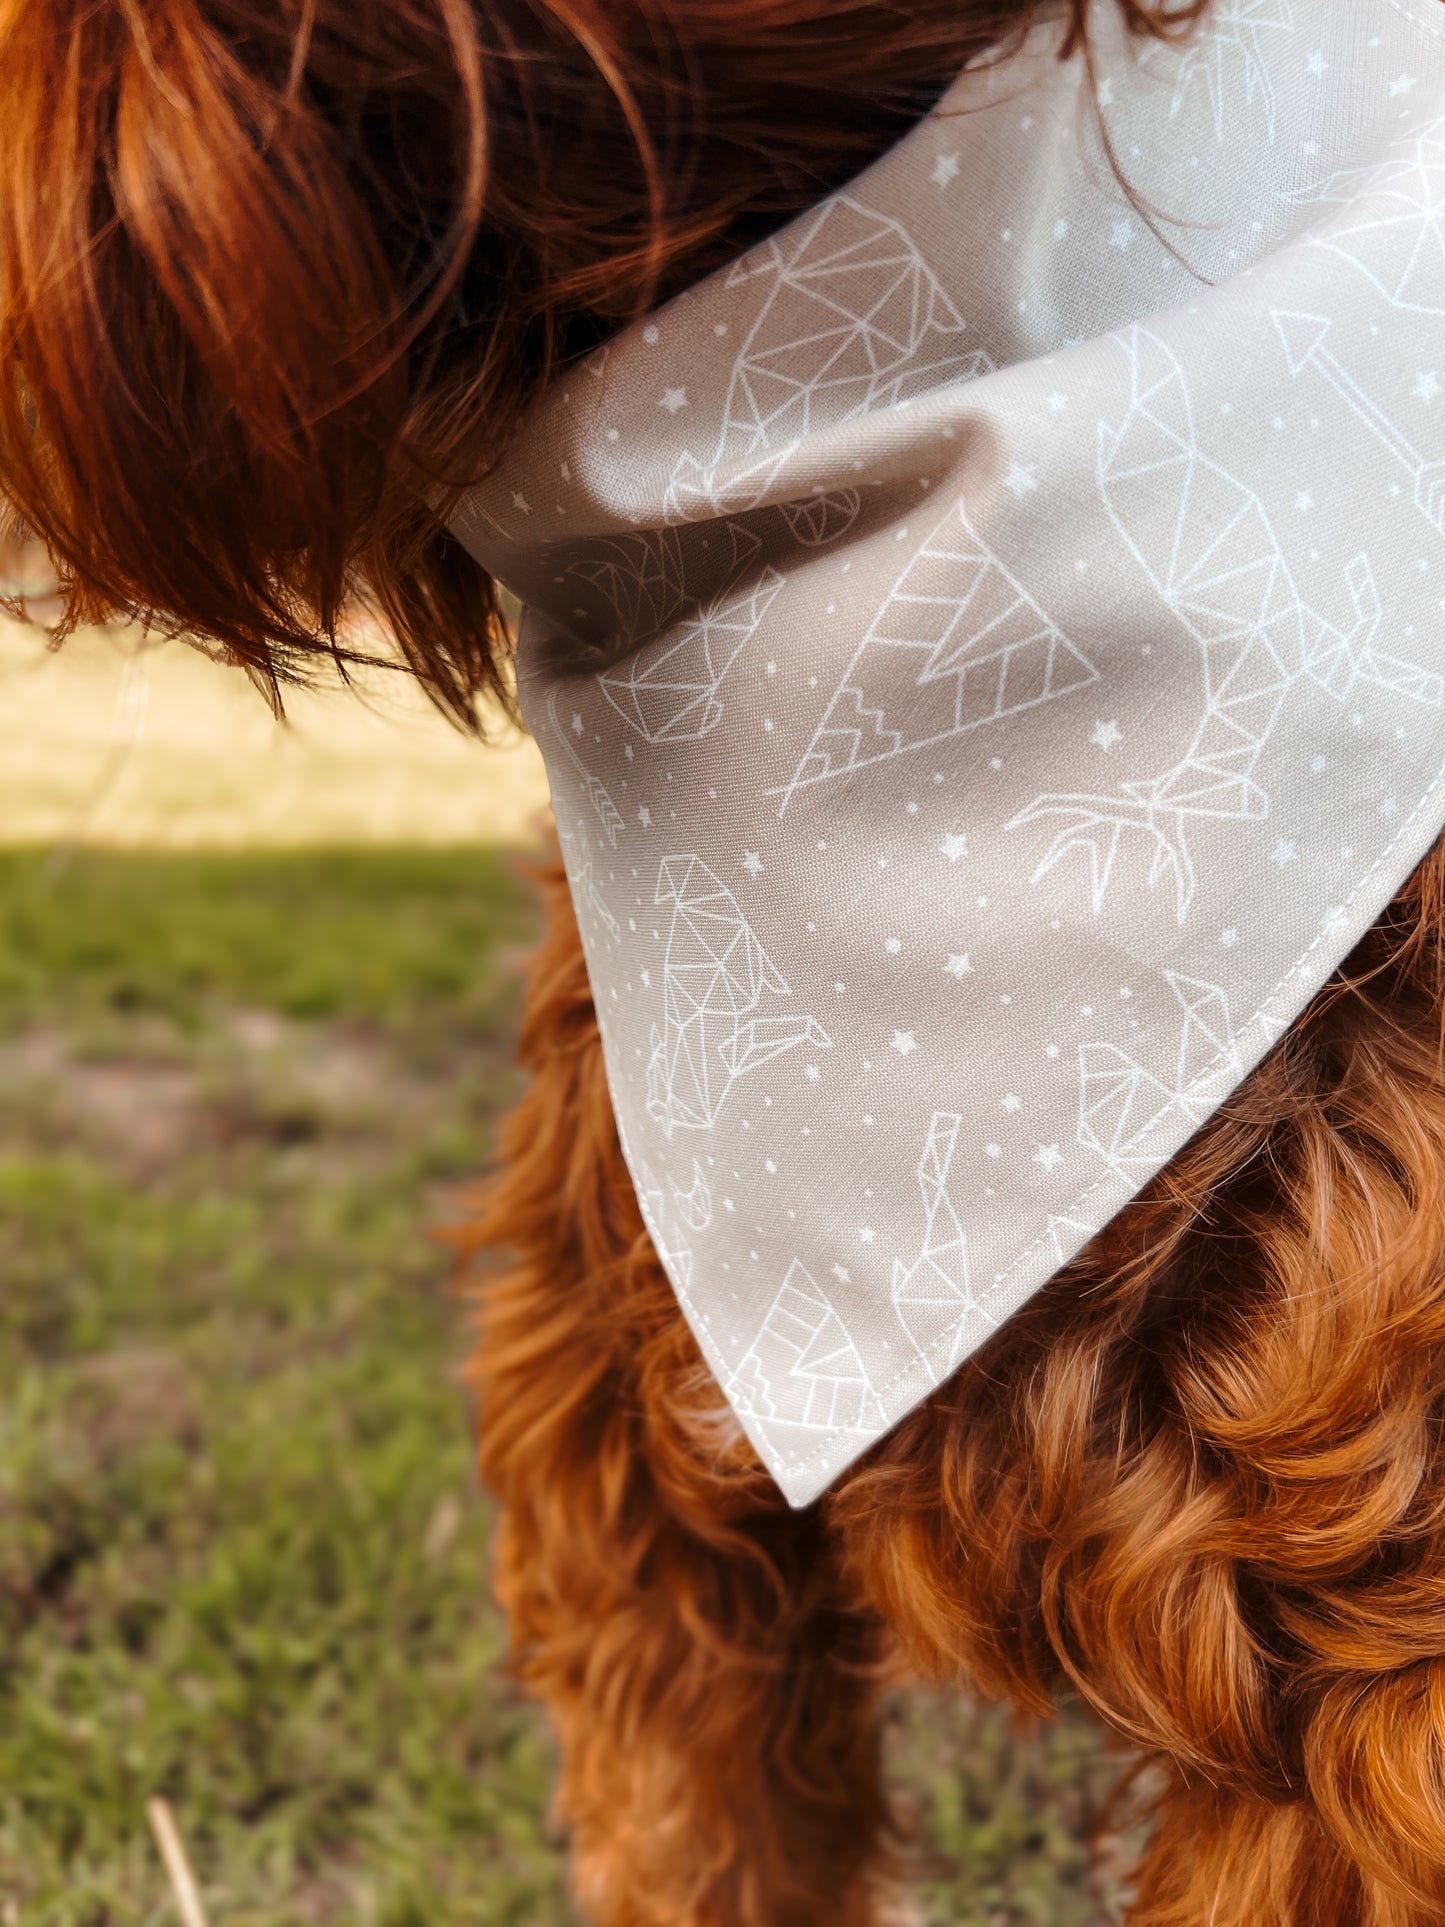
[5,0,1445,1920]
[454,840,1445,1927]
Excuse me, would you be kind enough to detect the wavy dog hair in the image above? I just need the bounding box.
[461,840,1445,1927]
[0,0,1203,723]
[21,3,1445,1923]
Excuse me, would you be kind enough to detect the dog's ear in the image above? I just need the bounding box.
[0,0,1208,726]
[0,0,508,725]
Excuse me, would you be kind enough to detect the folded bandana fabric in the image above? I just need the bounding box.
[453,0,1445,1507]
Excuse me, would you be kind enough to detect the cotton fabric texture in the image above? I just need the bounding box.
[453,0,1445,1507]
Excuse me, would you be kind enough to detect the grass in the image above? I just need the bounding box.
[0,847,1139,1925]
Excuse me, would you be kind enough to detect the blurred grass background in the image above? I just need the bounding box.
[0,614,1141,1924]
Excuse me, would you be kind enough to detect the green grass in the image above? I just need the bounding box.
[0,848,1137,1925]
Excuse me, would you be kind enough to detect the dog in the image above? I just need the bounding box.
[4,1,1445,1920]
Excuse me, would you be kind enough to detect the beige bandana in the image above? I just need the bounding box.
[453,0,1445,1506]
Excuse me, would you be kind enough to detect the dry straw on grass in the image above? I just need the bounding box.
[146,1799,211,1927]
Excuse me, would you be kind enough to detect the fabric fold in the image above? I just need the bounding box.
[453,0,1445,1505]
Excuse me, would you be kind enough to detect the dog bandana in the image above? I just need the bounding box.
[452,0,1445,1506]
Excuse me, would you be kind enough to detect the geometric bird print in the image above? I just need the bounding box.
[599,524,784,740]
[1290,117,1445,319]
[646,855,831,1135]
[1157,0,1296,143]
[569,525,689,648]
[666,195,992,520]
[727,1261,886,1435]
[891,1111,984,1373]
[1009,328,1442,922]
[1077,971,1242,1177]
[772,497,1100,813]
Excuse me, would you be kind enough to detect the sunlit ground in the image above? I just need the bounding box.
[0,611,1141,1925]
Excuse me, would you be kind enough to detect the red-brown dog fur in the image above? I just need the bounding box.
[454,838,1445,1926]
[5,0,1445,1918]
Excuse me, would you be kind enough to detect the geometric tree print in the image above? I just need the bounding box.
[772,498,1100,813]
[1157,0,1296,143]
[665,195,992,520]
[1009,328,1442,922]
[1290,118,1445,319]
[727,1261,886,1435]
[599,523,784,741]
[891,1111,983,1372]
[646,855,831,1135]
[1273,310,1445,538]
[1077,971,1241,1178]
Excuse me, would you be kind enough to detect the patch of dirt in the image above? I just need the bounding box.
[69,1346,201,1462]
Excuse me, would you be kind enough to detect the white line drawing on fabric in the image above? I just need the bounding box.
[646,855,832,1135]
[598,524,785,741]
[665,195,992,520]
[1274,311,1445,536]
[1045,1212,1099,1266]
[568,525,689,647]
[778,489,863,548]
[771,497,1100,814]
[1288,118,1445,318]
[1078,971,1242,1178]
[557,829,621,942]
[891,1111,989,1371]
[671,1160,714,1232]
[727,1261,886,1436]
[1148,0,1296,143]
[637,1161,695,1289]
[1008,328,1441,923]
[545,685,626,846]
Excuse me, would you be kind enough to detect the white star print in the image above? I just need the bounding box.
[831,1263,851,1284]
[1046,391,1068,412]
[1097,77,1114,107]
[1415,371,1441,405]
[932,152,960,187]
[946,954,973,979]
[859,1226,875,1244]
[1269,840,1297,867]
[659,387,689,413]
[1306,50,1327,77]
[511,491,532,514]
[1002,1094,1022,1112]
[1091,719,1122,751]
[570,712,584,735]
[1034,1143,1064,1170]
[891,1030,917,1056]
[1004,463,1039,497]
[1110,219,1135,252]
[1296,492,1313,511]
[637,806,652,827]
[742,851,763,876]
[805,1065,821,1081]
[939,834,969,863]
[1221,929,1239,947]
[1390,74,1419,96]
